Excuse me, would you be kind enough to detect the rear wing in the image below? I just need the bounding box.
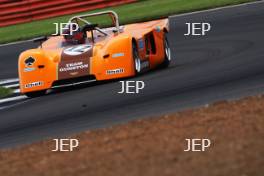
[68,11,120,34]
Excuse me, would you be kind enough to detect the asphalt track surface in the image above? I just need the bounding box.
[0,1,264,148]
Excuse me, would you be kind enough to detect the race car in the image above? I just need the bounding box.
[18,11,171,97]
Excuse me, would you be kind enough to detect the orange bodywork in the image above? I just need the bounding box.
[18,18,169,94]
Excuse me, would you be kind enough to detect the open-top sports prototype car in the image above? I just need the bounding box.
[18,11,170,97]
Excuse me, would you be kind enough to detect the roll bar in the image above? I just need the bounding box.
[68,11,120,34]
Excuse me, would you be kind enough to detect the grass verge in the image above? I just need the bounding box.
[0,0,257,44]
[0,87,11,98]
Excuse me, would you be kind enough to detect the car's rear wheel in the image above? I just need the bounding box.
[161,33,171,68]
[132,42,141,75]
[25,90,46,98]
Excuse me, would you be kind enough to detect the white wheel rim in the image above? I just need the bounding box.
[165,39,171,61]
[133,46,141,73]
[135,57,141,73]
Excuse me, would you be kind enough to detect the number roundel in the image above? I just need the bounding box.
[63,45,92,56]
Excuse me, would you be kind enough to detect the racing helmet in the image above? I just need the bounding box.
[62,23,85,44]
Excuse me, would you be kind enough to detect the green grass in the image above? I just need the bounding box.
[0,0,256,44]
[0,87,12,98]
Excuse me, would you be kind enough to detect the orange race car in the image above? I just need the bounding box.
[18,11,171,97]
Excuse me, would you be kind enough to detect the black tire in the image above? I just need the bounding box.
[161,33,171,68]
[25,90,46,98]
[132,42,141,75]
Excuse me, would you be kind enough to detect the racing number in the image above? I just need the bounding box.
[64,45,92,56]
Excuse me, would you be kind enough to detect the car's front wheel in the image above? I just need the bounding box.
[132,42,141,75]
[161,33,171,68]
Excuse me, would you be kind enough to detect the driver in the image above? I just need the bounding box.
[62,23,85,44]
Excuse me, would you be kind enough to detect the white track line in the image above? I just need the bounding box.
[0,95,27,104]
[0,99,30,110]
[13,89,20,94]
[0,38,37,47]
[3,83,19,89]
[0,78,19,86]
[170,0,264,18]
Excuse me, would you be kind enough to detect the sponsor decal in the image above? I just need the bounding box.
[59,62,88,72]
[106,68,124,75]
[24,67,36,72]
[59,45,92,79]
[25,56,35,67]
[112,53,125,58]
[25,81,43,88]
[63,45,92,56]
[138,39,144,50]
